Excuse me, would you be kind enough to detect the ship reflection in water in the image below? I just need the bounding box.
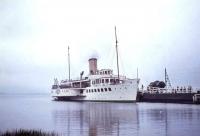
[52,102,139,136]
[52,102,200,136]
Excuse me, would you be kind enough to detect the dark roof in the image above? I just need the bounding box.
[88,58,97,61]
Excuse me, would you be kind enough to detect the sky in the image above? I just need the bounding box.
[0,0,200,93]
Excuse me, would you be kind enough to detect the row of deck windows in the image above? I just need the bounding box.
[86,88,112,93]
[92,79,119,85]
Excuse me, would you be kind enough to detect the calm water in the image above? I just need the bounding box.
[0,94,200,136]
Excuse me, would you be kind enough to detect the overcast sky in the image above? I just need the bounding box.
[0,0,200,93]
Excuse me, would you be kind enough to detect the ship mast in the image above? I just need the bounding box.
[68,46,70,81]
[115,26,120,80]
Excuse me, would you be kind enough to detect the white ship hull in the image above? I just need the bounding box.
[52,79,138,102]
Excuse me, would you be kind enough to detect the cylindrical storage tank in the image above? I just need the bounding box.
[88,58,97,75]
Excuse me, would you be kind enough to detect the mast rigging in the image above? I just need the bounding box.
[165,68,172,88]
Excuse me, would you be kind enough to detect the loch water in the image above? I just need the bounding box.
[0,94,200,136]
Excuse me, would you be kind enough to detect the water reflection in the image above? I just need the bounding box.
[52,102,200,136]
[1,95,199,136]
[52,102,138,136]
